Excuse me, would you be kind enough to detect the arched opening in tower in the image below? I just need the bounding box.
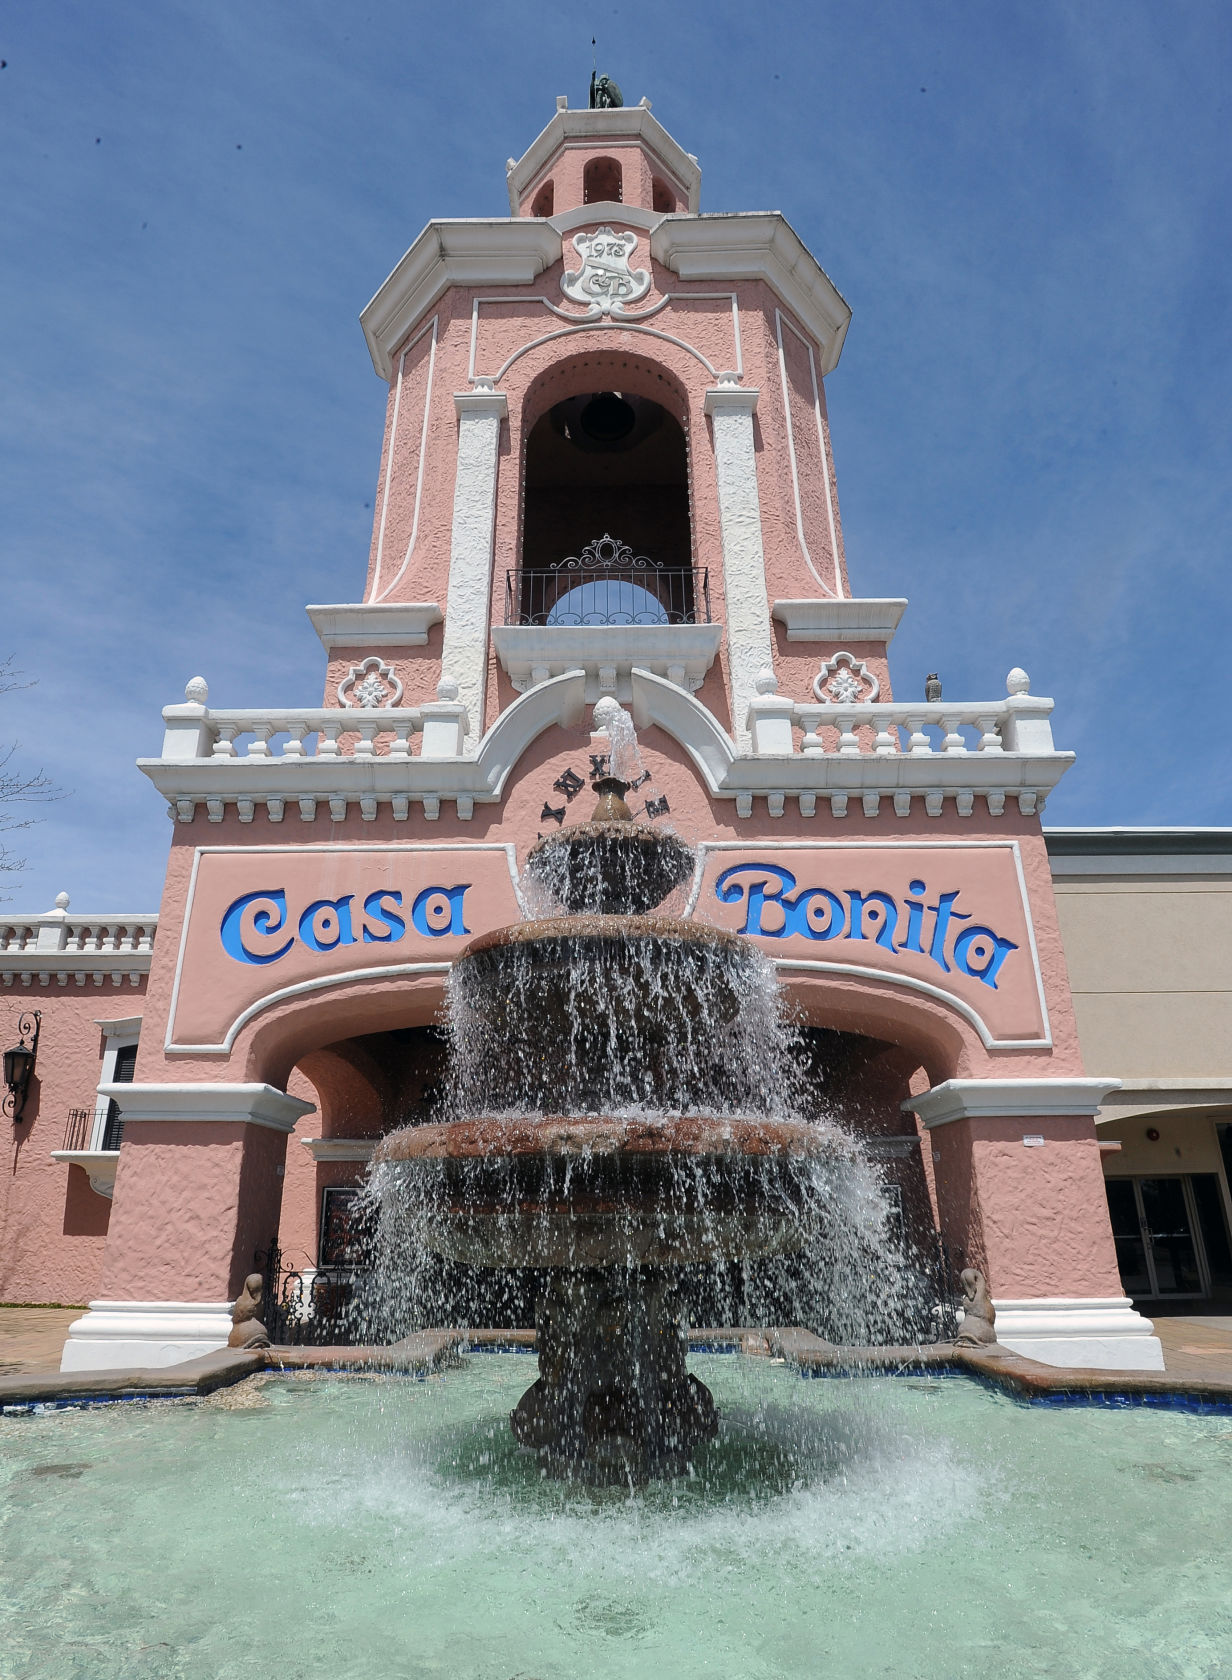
[518,392,700,626]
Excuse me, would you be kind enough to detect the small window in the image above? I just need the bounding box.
[583,157,622,204]
[652,178,676,213]
[319,1187,375,1268]
[530,180,554,218]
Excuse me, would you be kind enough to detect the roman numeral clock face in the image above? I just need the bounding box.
[538,760,666,832]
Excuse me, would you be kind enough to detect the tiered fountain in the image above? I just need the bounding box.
[372,703,880,1481]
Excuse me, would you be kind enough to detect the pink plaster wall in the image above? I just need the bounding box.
[100,1119,289,1301]
[0,986,147,1305]
[929,1115,1124,1298]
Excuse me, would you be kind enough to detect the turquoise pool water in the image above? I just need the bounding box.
[3,1354,1231,1679]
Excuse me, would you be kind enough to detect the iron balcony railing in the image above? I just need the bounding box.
[63,1103,124,1152]
[505,533,710,627]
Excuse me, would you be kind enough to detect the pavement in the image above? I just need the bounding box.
[4,1306,1232,1389]
[0,1307,81,1377]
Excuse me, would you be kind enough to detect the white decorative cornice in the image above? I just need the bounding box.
[49,1150,119,1198]
[361,221,561,379]
[653,214,851,374]
[300,1137,378,1163]
[95,1082,316,1133]
[307,603,442,652]
[773,599,908,643]
[95,1015,143,1037]
[903,1078,1123,1129]
[492,623,722,702]
[506,104,702,215]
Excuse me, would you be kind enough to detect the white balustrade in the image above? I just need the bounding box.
[0,909,157,955]
[785,695,1054,760]
[171,706,431,763]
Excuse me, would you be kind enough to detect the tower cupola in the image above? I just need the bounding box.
[506,96,702,220]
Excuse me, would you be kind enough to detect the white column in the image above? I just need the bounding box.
[441,387,507,755]
[704,382,775,752]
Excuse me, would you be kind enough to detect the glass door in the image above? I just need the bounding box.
[1105,1177,1209,1298]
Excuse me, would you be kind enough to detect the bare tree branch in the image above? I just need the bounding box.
[0,657,64,895]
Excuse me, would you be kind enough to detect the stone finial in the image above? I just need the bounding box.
[184,676,209,705]
[754,667,778,695]
[436,674,460,703]
[592,695,621,733]
[53,891,70,912]
[639,96,652,110]
[1006,667,1031,696]
[556,94,568,112]
[506,157,517,174]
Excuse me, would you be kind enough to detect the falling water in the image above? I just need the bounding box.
[354,704,934,1475]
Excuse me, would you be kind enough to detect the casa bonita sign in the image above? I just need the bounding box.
[714,863,1016,989]
[219,865,1016,990]
[167,841,1047,1054]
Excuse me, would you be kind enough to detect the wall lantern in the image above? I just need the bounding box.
[3,1010,42,1123]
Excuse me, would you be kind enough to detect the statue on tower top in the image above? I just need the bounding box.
[589,62,623,108]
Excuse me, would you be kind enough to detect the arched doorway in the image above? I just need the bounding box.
[515,388,702,627]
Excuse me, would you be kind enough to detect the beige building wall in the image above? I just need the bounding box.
[1048,830,1232,1294]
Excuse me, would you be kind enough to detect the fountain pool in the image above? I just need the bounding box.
[4,1354,1232,1679]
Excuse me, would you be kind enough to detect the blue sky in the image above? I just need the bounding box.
[2,0,1230,911]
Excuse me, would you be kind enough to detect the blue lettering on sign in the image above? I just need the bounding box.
[219,883,470,965]
[220,890,294,966]
[411,884,471,938]
[713,864,1017,990]
[362,890,405,944]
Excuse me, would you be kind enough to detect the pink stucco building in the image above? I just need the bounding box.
[10,94,1216,1374]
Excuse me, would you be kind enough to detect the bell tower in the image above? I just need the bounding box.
[57,92,1162,1377]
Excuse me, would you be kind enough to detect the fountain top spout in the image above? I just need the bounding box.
[589,776,633,823]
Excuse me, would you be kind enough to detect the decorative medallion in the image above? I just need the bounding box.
[812,651,880,705]
[560,228,651,316]
[338,656,403,710]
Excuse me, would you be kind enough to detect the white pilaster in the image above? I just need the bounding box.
[990,1297,1165,1372]
[442,387,507,754]
[59,1300,236,1372]
[705,382,774,751]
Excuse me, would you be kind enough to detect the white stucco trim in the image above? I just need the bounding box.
[491,623,722,701]
[653,214,851,374]
[301,1137,377,1162]
[905,1078,1122,1129]
[60,1300,235,1373]
[307,603,442,651]
[50,1150,119,1198]
[989,1297,1164,1372]
[704,384,774,751]
[361,221,561,379]
[441,389,506,749]
[772,599,908,643]
[775,309,841,597]
[95,1082,316,1132]
[369,314,438,602]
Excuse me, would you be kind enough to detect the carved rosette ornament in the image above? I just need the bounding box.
[338,656,403,709]
[812,650,880,705]
[560,227,651,316]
